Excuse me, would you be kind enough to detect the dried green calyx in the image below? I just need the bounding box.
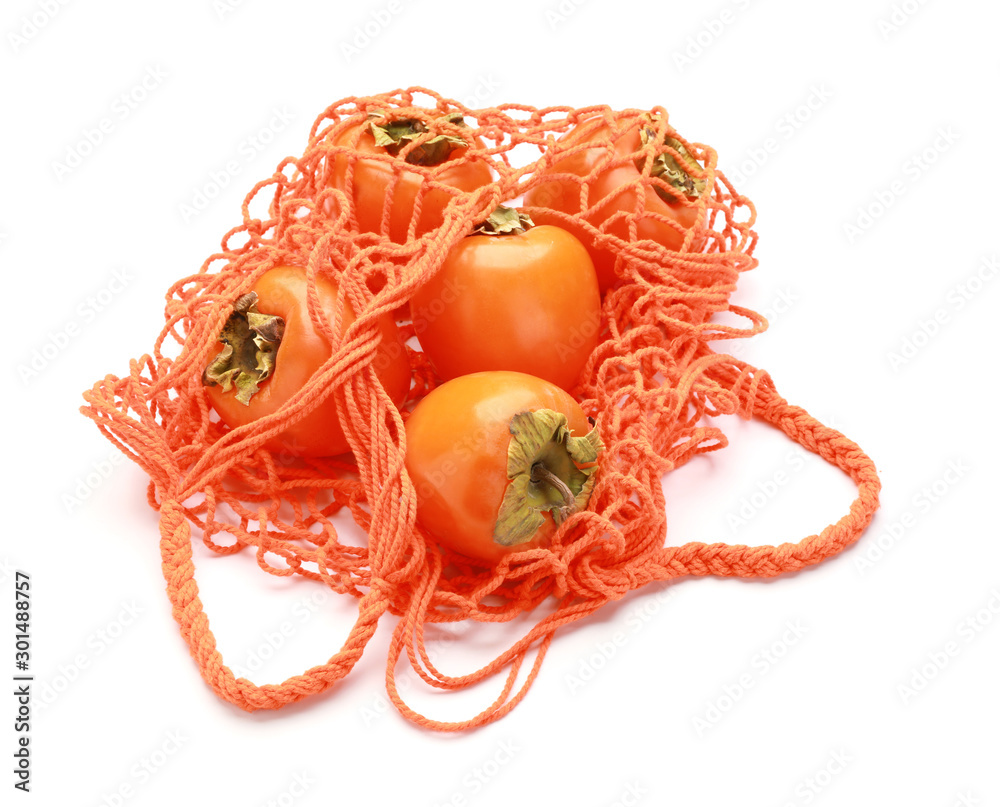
[472,205,535,236]
[638,115,708,200]
[202,292,285,405]
[493,409,604,548]
[368,109,470,167]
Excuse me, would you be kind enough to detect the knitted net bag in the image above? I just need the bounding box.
[81,88,881,730]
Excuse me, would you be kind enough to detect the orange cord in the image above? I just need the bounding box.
[80,87,880,730]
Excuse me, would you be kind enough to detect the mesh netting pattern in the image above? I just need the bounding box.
[81,88,880,730]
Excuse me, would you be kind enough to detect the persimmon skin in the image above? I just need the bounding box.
[411,224,601,393]
[404,371,592,563]
[524,118,704,292]
[205,265,411,458]
[328,123,493,243]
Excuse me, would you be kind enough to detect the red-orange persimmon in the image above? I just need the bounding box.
[405,371,603,564]
[327,110,493,244]
[411,207,601,392]
[203,265,411,457]
[524,114,708,292]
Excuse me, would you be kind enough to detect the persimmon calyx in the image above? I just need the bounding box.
[638,116,708,199]
[367,109,469,167]
[473,205,535,236]
[202,292,285,406]
[493,409,604,548]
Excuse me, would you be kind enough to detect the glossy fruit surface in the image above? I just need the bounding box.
[412,215,601,392]
[404,371,601,563]
[204,265,411,457]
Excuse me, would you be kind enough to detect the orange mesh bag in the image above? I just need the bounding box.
[81,87,881,730]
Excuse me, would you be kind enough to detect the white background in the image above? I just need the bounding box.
[2,0,998,804]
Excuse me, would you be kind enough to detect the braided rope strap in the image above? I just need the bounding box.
[88,332,880,729]
[656,368,881,580]
[378,361,881,731]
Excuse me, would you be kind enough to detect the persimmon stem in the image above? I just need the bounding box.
[531,463,576,512]
[367,109,468,166]
[473,205,534,236]
[493,408,603,547]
